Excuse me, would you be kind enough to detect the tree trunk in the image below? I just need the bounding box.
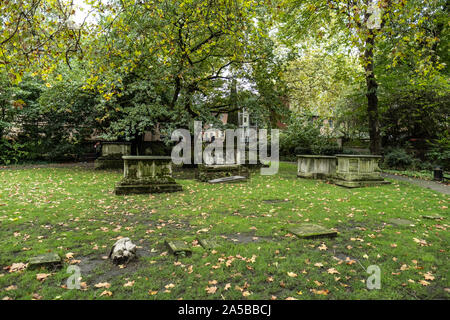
[364,31,381,154]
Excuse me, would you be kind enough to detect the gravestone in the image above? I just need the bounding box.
[94,142,131,170]
[114,156,182,195]
[332,155,390,188]
[197,164,249,182]
[297,155,337,180]
[208,175,247,184]
[288,224,337,239]
[165,240,192,257]
[28,253,62,269]
[198,238,219,250]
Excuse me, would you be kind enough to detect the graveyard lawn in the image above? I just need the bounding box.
[0,162,448,300]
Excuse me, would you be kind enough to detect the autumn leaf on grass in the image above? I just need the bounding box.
[311,289,330,295]
[314,262,324,268]
[32,293,43,300]
[165,283,175,289]
[419,280,430,286]
[123,281,135,287]
[205,286,217,294]
[318,243,327,251]
[36,273,51,282]
[65,252,74,259]
[413,238,428,246]
[7,263,27,273]
[424,272,435,281]
[148,290,158,295]
[5,285,17,291]
[224,283,231,291]
[287,272,298,278]
[242,291,252,297]
[327,268,340,274]
[100,290,112,297]
[94,282,111,289]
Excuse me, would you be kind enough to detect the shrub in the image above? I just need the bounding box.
[383,148,413,169]
[426,132,450,171]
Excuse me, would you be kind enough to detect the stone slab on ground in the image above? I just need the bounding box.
[165,240,192,257]
[28,253,62,269]
[208,176,247,184]
[421,215,445,220]
[197,164,250,182]
[263,199,290,204]
[115,183,182,195]
[197,238,219,250]
[388,218,414,226]
[288,224,337,239]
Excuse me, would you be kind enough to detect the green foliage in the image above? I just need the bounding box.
[383,148,414,170]
[280,114,340,160]
[0,138,30,165]
[426,131,450,170]
[0,65,100,164]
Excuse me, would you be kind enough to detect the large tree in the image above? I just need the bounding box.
[278,0,448,154]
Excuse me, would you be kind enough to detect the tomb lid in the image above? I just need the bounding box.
[335,154,382,158]
[296,155,337,158]
[122,156,172,160]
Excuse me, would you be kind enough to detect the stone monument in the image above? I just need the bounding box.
[114,156,182,195]
[332,154,390,187]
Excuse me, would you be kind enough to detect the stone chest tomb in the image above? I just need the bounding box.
[114,156,182,195]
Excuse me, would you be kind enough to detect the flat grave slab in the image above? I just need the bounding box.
[388,218,414,226]
[208,176,247,184]
[288,224,337,239]
[263,199,290,204]
[197,238,219,250]
[421,215,444,220]
[165,240,192,257]
[28,253,62,269]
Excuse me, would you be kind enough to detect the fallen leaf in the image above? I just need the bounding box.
[205,286,217,294]
[123,281,135,287]
[94,282,111,289]
[36,273,51,282]
[327,268,340,274]
[100,290,112,297]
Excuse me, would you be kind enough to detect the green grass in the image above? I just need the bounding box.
[0,162,448,300]
[382,169,434,181]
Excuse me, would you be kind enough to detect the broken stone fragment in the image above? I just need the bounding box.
[165,240,192,257]
[109,237,137,265]
[28,253,62,270]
